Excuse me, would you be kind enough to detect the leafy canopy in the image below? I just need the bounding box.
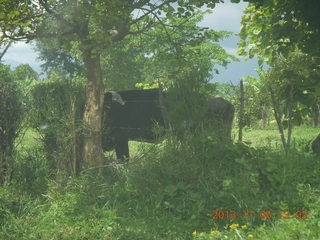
[238,0,320,61]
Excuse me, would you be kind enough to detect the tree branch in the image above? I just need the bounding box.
[128,17,155,35]
[130,0,175,25]
[38,0,75,29]
[269,85,287,151]
[0,40,13,61]
[132,0,151,9]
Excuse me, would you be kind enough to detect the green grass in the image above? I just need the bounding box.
[2,125,319,239]
[234,125,320,149]
[128,125,320,158]
[15,128,42,150]
[18,124,320,158]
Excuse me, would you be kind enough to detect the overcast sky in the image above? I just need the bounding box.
[2,0,258,84]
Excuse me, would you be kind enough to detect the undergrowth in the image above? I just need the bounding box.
[0,128,319,239]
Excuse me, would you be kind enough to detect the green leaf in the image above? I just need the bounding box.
[185,11,192,17]
[166,5,175,13]
[177,7,185,14]
[253,29,261,35]
[164,185,178,194]
[237,47,246,56]
[207,2,215,8]
[314,83,320,96]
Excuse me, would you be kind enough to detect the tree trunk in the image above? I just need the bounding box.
[70,97,78,176]
[312,98,320,126]
[261,104,268,128]
[82,51,105,170]
[286,84,294,153]
[238,79,244,142]
[269,86,287,151]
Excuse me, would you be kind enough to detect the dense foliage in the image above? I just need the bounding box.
[238,0,320,58]
[1,1,320,239]
[0,0,232,170]
[237,0,320,152]
[0,126,319,239]
[0,64,24,183]
[30,73,85,176]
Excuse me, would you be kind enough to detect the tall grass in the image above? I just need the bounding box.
[0,126,319,239]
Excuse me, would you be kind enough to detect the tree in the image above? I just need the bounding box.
[259,50,320,152]
[36,39,84,77]
[241,76,272,128]
[0,0,227,171]
[32,10,236,169]
[237,0,320,152]
[34,10,235,91]
[11,64,39,92]
[124,11,236,132]
[136,11,236,88]
[237,0,320,94]
[238,0,320,59]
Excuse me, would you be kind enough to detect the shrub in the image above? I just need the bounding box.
[11,146,49,195]
[116,127,320,238]
[30,74,85,177]
[0,64,23,183]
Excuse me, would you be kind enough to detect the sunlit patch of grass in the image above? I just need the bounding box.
[16,128,42,150]
[242,126,320,149]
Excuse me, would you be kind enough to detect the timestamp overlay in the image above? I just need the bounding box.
[211,210,310,220]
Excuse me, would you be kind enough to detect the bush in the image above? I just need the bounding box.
[116,128,320,238]
[0,176,146,240]
[0,124,319,239]
[11,146,49,195]
[30,74,85,177]
[0,64,24,183]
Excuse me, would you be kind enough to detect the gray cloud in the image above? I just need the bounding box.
[200,0,248,33]
[199,0,258,84]
[2,41,43,71]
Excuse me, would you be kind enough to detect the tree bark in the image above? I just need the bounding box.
[286,84,294,153]
[312,98,320,126]
[269,86,287,151]
[70,97,78,175]
[261,104,268,128]
[82,51,105,170]
[238,79,244,142]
